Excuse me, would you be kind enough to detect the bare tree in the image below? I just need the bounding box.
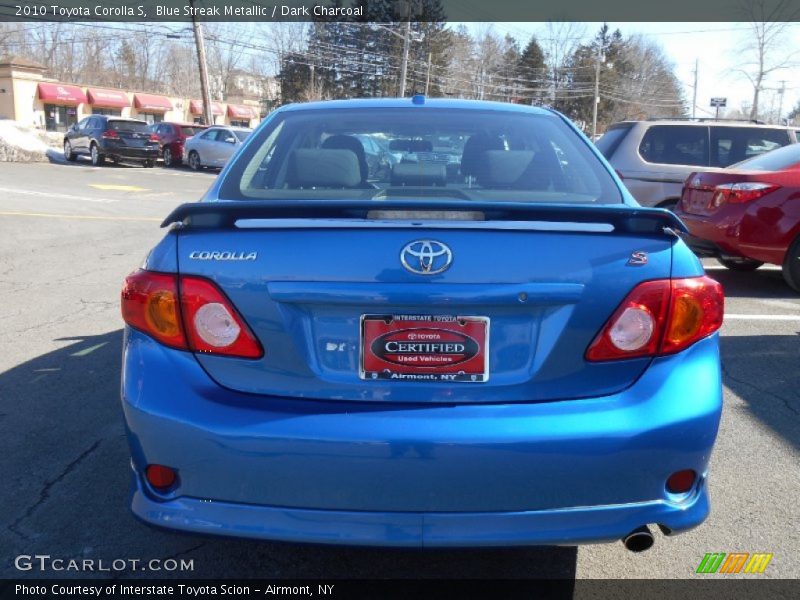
[736,0,800,120]
[205,23,250,100]
[542,21,586,107]
[606,35,686,122]
[440,25,474,98]
[160,43,201,98]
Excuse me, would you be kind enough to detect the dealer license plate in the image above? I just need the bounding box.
[360,315,489,383]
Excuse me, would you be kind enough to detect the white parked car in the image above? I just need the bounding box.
[183,125,252,170]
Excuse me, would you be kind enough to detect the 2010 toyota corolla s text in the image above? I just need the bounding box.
[120,98,724,551]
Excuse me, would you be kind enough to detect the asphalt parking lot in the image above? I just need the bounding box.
[0,160,798,580]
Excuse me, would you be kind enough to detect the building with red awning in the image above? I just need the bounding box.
[189,100,224,116]
[37,82,88,105]
[0,56,268,131]
[87,88,130,109]
[226,103,259,126]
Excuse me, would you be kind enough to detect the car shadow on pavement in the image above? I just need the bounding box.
[705,266,797,300]
[719,333,800,452]
[0,331,578,585]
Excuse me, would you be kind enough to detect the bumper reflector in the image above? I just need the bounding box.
[145,464,177,490]
[666,469,696,494]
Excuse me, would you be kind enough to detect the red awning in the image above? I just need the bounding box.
[189,100,224,116]
[87,88,129,108]
[133,93,173,112]
[227,104,258,119]
[37,82,87,105]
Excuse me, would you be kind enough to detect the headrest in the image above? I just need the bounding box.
[476,150,535,187]
[321,135,368,181]
[461,133,505,177]
[391,162,447,187]
[287,149,361,188]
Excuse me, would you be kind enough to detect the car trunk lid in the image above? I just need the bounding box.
[680,170,763,215]
[168,201,681,404]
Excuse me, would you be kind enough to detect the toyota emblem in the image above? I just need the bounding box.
[400,240,453,275]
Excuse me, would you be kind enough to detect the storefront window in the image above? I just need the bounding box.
[92,108,122,116]
[44,104,78,132]
[139,112,164,124]
[230,119,250,127]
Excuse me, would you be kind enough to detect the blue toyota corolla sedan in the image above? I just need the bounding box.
[120,98,723,551]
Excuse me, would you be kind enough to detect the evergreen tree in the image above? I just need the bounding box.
[276,52,315,104]
[516,36,547,105]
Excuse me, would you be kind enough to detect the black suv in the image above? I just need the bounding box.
[63,116,159,167]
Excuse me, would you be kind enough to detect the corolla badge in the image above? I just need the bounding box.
[189,251,257,261]
[400,240,452,275]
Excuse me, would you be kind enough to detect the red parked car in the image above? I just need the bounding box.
[676,143,800,291]
[149,122,207,168]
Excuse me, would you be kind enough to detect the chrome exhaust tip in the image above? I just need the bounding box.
[622,525,654,552]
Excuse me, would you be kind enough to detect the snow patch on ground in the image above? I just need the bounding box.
[0,120,63,162]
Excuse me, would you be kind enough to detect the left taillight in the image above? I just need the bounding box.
[148,133,160,143]
[586,276,724,361]
[121,271,186,349]
[121,270,262,359]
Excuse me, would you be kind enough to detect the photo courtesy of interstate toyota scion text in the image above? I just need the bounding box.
[120,97,724,551]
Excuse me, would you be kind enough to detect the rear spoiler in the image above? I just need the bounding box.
[161,200,688,236]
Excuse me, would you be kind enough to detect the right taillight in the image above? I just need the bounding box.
[586,276,723,361]
[711,182,779,207]
[102,129,119,140]
[121,270,262,359]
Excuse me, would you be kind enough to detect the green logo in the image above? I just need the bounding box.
[697,553,773,574]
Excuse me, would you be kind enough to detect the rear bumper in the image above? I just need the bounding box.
[678,229,726,258]
[122,328,722,546]
[676,209,747,259]
[677,208,791,266]
[131,465,710,547]
[101,145,159,160]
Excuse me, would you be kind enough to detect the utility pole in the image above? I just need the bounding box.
[777,80,786,124]
[190,0,213,126]
[591,52,601,139]
[691,59,698,119]
[424,52,432,96]
[398,19,412,97]
[309,64,315,100]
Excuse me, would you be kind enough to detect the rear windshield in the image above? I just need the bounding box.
[219,107,622,204]
[108,120,149,133]
[730,142,800,171]
[181,126,205,136]
[595,124,632,159]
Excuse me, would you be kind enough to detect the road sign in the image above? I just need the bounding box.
[710,97,727,107]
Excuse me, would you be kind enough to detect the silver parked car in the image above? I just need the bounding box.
[596,119,797,209]
[183,125,252,170]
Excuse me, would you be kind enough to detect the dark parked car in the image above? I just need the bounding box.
[63,116,159,167]
[149,122,207,168]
